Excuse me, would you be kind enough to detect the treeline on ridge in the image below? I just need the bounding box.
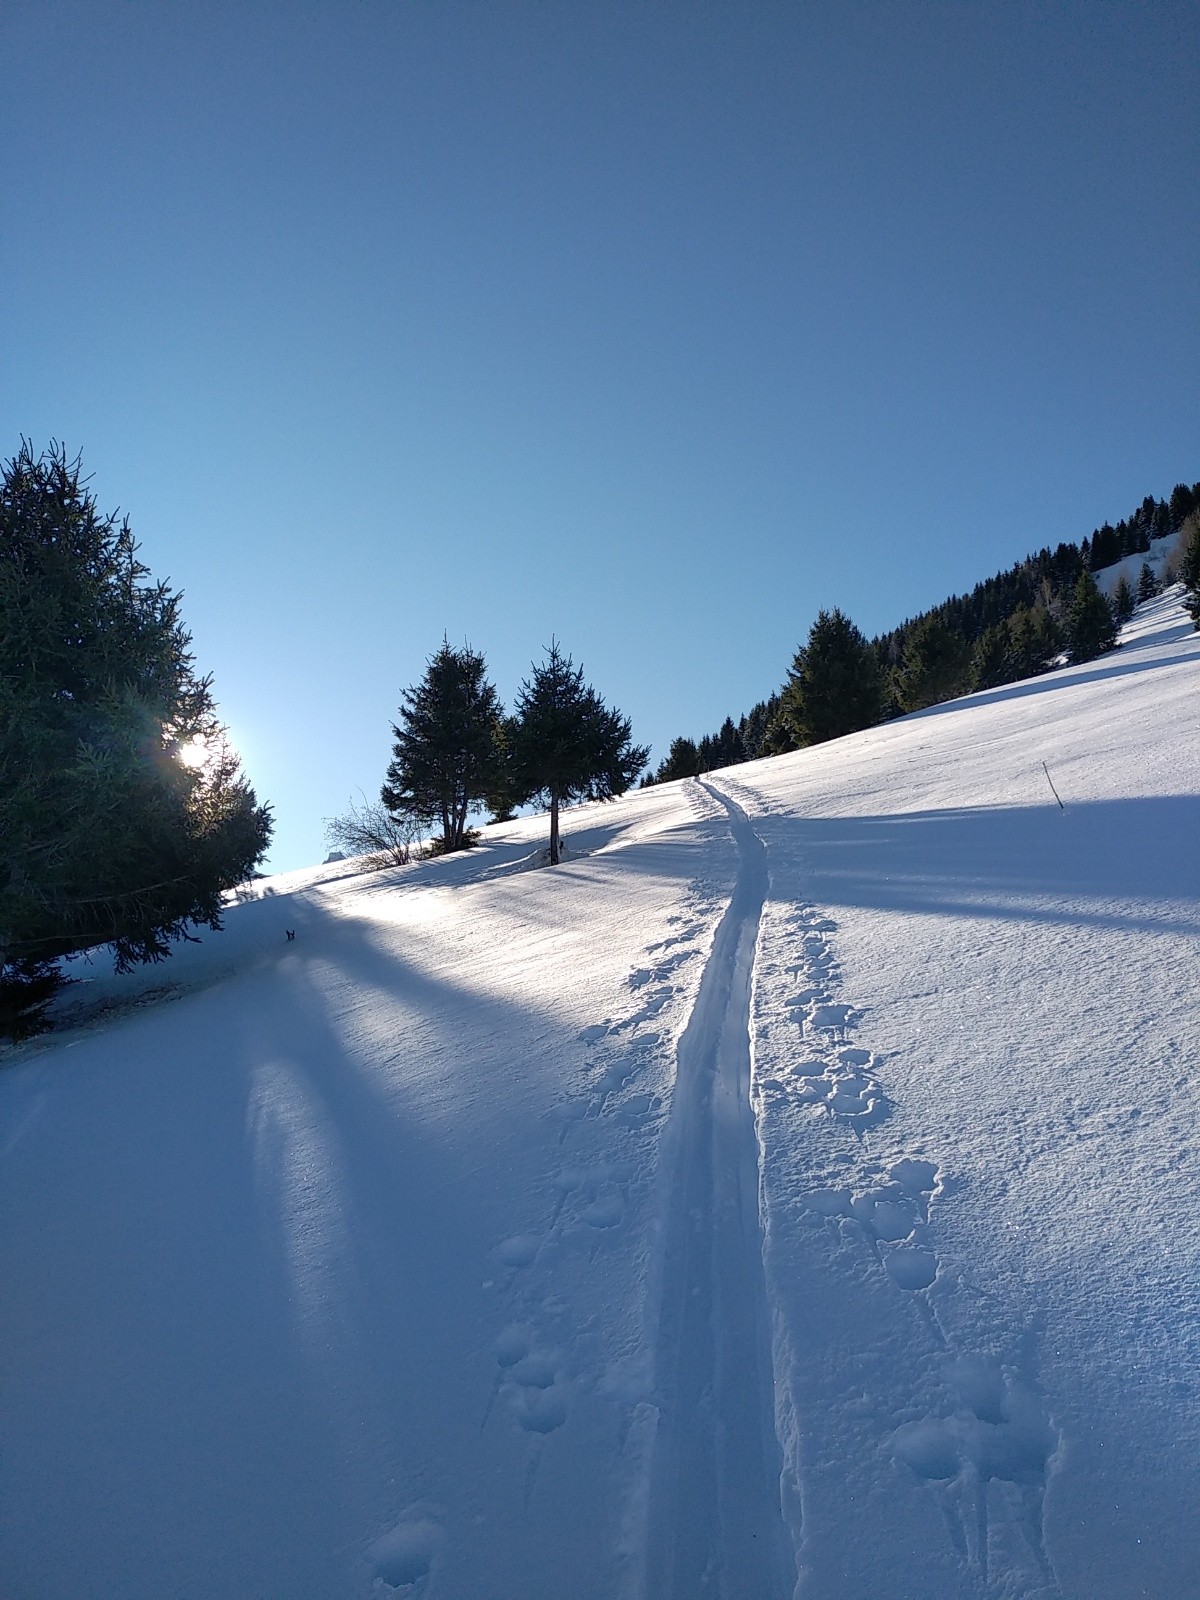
[648,481,1200,784]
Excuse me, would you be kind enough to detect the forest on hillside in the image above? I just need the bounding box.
[647,481,1200,783]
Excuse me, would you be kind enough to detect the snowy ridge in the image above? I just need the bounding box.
[1,592,1198,1598]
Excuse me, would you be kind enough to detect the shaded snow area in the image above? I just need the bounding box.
[2,591,1198,1599]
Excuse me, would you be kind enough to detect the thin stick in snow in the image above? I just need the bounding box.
[1042,762,1065,811]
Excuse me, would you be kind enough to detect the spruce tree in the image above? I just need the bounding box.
[779,608,883,743]
[1006,604,1061,678]
[382,640,505,852]
[655,736,702,783]
[1169,483,1197,532]
[895,615,972,713]
[0,442,272,1035]
[740,697,777,761]
[1065,570,1118,661]
[1111,572,1136,626]
[511,643,648,864]
[483,716,524,823]
[970,621,1015,691]
[1181,520,1200,630]
[1137,562,1159,603]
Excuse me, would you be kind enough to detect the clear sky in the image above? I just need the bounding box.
[3,1,1197,871]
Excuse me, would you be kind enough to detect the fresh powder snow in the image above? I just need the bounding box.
[1,590,1197,1599]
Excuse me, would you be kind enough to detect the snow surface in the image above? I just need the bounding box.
[2,591,1198,1599]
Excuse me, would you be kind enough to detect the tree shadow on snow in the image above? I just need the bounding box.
[763,794,1199,939]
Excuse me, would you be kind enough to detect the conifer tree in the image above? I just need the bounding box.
[740,697,778,761]
[713,716,745,768]
[382,640,505,852]
[895,615,972,713]
[511,643,647,864]
[1006,604,1061,678]
[970,621,1015,691]
[1169,483,1197,532]
[1137,562,1159,603]
[1065,570,1118,661]
[483,716,524,823]
[655,736,702,783]
[779,608,883,743]
[0,442,272,1035]
[1111,572,1136,626]
[1181,519,1200,630]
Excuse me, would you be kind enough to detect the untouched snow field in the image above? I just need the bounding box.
[2,591,1198,1599]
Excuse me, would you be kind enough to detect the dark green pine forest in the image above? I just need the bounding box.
[647,481,1200,784]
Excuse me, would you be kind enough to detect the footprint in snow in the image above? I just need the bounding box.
[582,1190,624,1229]
[806,1001,858,1037]
[851,1189,918,1241]
[486,1324,571,1433]
[890,1158,941,1220]
[370,1505,446,1592]
[893,1358,1056,1487]
[628,948,698,994]
[614,1091,662,1128]
[891,1355,1058,1584]
[554,1098,591,1145]
[883,1245,939,1290]
[513,1378,570,1434]
[495,1323,532,1368]
[496,1234,540,1268]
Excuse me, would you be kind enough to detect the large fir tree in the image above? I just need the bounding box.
[779,608,883,744]
[895,615,973,713]
[511,643,647,864]
[382,640,505,852]
[0,443,272,1035]
[653,736,703,783]
[969,621,1014,691]
[1110,572,1136,626]
[1065,570,1118,661]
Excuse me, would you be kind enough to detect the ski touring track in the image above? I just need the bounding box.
[642,778,794,1600]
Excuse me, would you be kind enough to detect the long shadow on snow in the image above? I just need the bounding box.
[1,886,630,1598]
[39,805,680,1044]
[760,794,1198,938]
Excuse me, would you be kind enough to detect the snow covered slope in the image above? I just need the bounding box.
[2,592,1197,1600]
[1092,527,1186,597]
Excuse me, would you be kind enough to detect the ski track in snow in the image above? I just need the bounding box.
[642,778,792,1600]
[723,763,1063,1600]
[478,789,734,1540]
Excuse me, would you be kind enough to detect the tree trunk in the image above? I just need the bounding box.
[549,791,560,865]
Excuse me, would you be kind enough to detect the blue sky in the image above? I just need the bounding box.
[3,1,1197,870]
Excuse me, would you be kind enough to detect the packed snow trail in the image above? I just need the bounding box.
[644,779,793,1600]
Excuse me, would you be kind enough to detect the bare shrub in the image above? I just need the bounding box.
[324,800,420,868]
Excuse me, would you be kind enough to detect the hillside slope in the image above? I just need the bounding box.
[2,592,1197,1600]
